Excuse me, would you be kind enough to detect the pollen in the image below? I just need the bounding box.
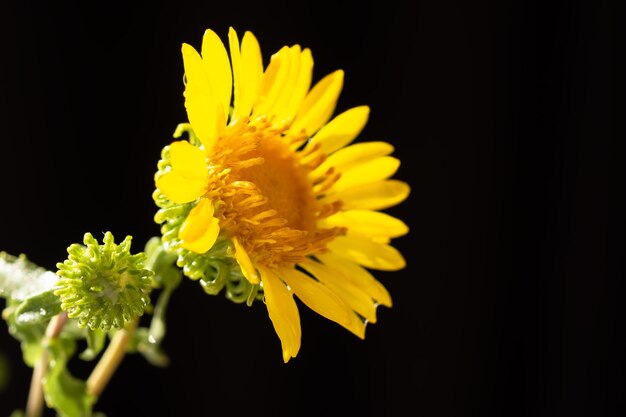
[208,117,345,268]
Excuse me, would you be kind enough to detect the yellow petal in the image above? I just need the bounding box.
[319,210,409,240]
[168,140,208,181]
[233,237,259,284]
[326,235,406,271]
[201,29,232,119]
[311,106,370,155]
[253,46,291,118]
[179,199,220,253]
[182,43,219,149]
[333,156,400,192]
[290,69,344,137]
[279,267,361,336]
[155,171,206,204]
[283,48,313,121]
[314,141,395,178]
[332,179,410,211]
[300,260,377,327]
[317,252,392,307]
[269,45,303,121]
[260,267,301,362]
[229,28,263,121]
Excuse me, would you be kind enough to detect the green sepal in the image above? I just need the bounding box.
[43,337,94,417]
[79,328,106,361]
[144,237,182,290]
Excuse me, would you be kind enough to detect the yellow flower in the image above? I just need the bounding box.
[153,27,410,362]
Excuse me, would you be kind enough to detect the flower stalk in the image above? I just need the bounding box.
[25,312,68,417]
[87,318,139,398]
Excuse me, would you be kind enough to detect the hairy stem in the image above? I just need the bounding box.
[86,319,138,398]
[25,312,68,417]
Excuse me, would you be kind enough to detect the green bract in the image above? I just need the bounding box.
[54,232,154,331]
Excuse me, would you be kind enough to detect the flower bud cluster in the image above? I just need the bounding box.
[55,232,154,331]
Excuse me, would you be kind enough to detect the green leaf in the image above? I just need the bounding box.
[4,290,62,367]
[4,299,47,366]
[130,282,176,367]
[43,338,94,417]
[8,410,25,417]
[13,290,62,327]
[79,329,106,361]
[0,252,58,301]
[128,237,182,367]
[130,327,170,367]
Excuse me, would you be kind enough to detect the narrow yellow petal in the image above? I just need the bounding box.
[168,140,208,181]
[313,141,395,179]
[290,69,344,137]
[311,106,370,155]
[181,43,219,149]
[300,260,377,326]
[155,171,206,204]
[326,235,406,271]
[268,45,302,121]
[179,199,220,253]
[279,267,358,334]
[330,179,410,210]
[283,48,313,121]
[253,46,291,118]
[317,252,392,307]
[227,28,243,120]
[233,237,259,284]
[260,268,301,362]
[333,156,400,192]
[238,31,263,119]
[229,29,263,121]
[319,210,409,240]
[201,29,232,119]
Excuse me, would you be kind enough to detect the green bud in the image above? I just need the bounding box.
[54,232,154,331]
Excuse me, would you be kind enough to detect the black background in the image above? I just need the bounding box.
[0,1,623,416]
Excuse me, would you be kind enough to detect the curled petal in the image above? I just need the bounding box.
[233,237,259,284]
[168,140,208,181]
[155,170,206,204]
[179,199,220,253]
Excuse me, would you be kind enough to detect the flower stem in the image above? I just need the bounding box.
[25,312,68,417]
[86,319,138,398]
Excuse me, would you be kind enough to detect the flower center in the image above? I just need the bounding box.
[207,117,345,268]
[235,136,316,232]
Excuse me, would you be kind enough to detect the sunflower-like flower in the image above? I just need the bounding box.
[153,27,410,362]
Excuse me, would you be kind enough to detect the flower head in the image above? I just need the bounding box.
[154,27,410,362]
[54,232,154,331]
